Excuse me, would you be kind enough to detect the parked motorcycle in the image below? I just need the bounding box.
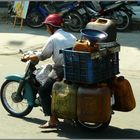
[85,1,135,31]
[25,1,87,32]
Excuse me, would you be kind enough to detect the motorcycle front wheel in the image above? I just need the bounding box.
[112,10,132,32]
[25,11,44,28]
[76,116,111,131]
[0,80,33,117]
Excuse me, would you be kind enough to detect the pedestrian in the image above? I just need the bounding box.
[21,13,77,128]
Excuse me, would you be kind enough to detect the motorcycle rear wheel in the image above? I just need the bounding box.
[65,12,85,32]
[112,10,132,32]
[76,116,111,131]
[0,80,33,117]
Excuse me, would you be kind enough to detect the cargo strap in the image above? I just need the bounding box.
[91,45,120,59]
[106,45,120,53]
[97,41,119,48]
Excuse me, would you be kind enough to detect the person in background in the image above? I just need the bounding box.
[22,13,77,128]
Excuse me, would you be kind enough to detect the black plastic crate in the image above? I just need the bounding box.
[62,48,119,84]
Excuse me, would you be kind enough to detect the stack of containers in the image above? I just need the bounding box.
[62,18,120,84]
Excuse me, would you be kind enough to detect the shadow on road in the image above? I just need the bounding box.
[50,123,140,139]
[20,116,140,139]
[8,41,24,47]
[22,117,46,125]
[8,114,46,125]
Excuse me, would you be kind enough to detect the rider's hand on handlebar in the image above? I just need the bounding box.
[21,55,30,62]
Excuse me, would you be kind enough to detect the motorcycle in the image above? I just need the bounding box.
[99,1,135,16]
[0,30,136,131]
[85,1,135,31]
[25,1,87,32]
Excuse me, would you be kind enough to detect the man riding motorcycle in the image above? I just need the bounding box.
[21,13,77,128]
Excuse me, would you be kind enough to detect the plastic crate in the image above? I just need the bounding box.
[62,48,119,84]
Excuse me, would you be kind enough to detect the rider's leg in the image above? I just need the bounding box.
[38,77,55,116]
[38,77,59,128]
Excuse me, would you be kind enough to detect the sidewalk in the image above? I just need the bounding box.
[0,23,48,55]
[0,22,140,77]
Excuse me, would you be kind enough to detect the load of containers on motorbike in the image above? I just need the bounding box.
[52,18,136,123]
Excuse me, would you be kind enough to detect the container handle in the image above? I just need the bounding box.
[96,18,108,24]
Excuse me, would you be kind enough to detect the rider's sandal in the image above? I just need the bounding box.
[39,122,58,129]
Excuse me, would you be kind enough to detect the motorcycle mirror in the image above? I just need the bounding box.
[19,49,24,54]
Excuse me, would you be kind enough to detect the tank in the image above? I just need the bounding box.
[73,39,99,53]
[77,84,111,123]
[51,81,78,119]
[111,76,136,112]
[86,18,117,42]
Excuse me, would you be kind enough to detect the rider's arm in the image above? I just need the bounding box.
[22,38,54,62]
[21,54,39,62]
[36,37,54,61]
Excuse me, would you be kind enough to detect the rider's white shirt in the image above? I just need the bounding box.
[37,29,77,66]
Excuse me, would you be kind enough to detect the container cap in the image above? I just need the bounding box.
[81,29,108,43]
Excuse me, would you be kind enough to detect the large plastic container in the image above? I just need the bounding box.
[73,39,95,53]
[77,84,111,123]
[110,76,136,112]
[51,81,78,119]
[86,18,117,42]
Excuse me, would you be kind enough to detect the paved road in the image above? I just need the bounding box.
[0,54,140,139]
[0,23,140,139]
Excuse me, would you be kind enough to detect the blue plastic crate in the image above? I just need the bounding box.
[62,48,119,84]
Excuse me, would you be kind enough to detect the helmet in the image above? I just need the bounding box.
[43,14,63,27]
